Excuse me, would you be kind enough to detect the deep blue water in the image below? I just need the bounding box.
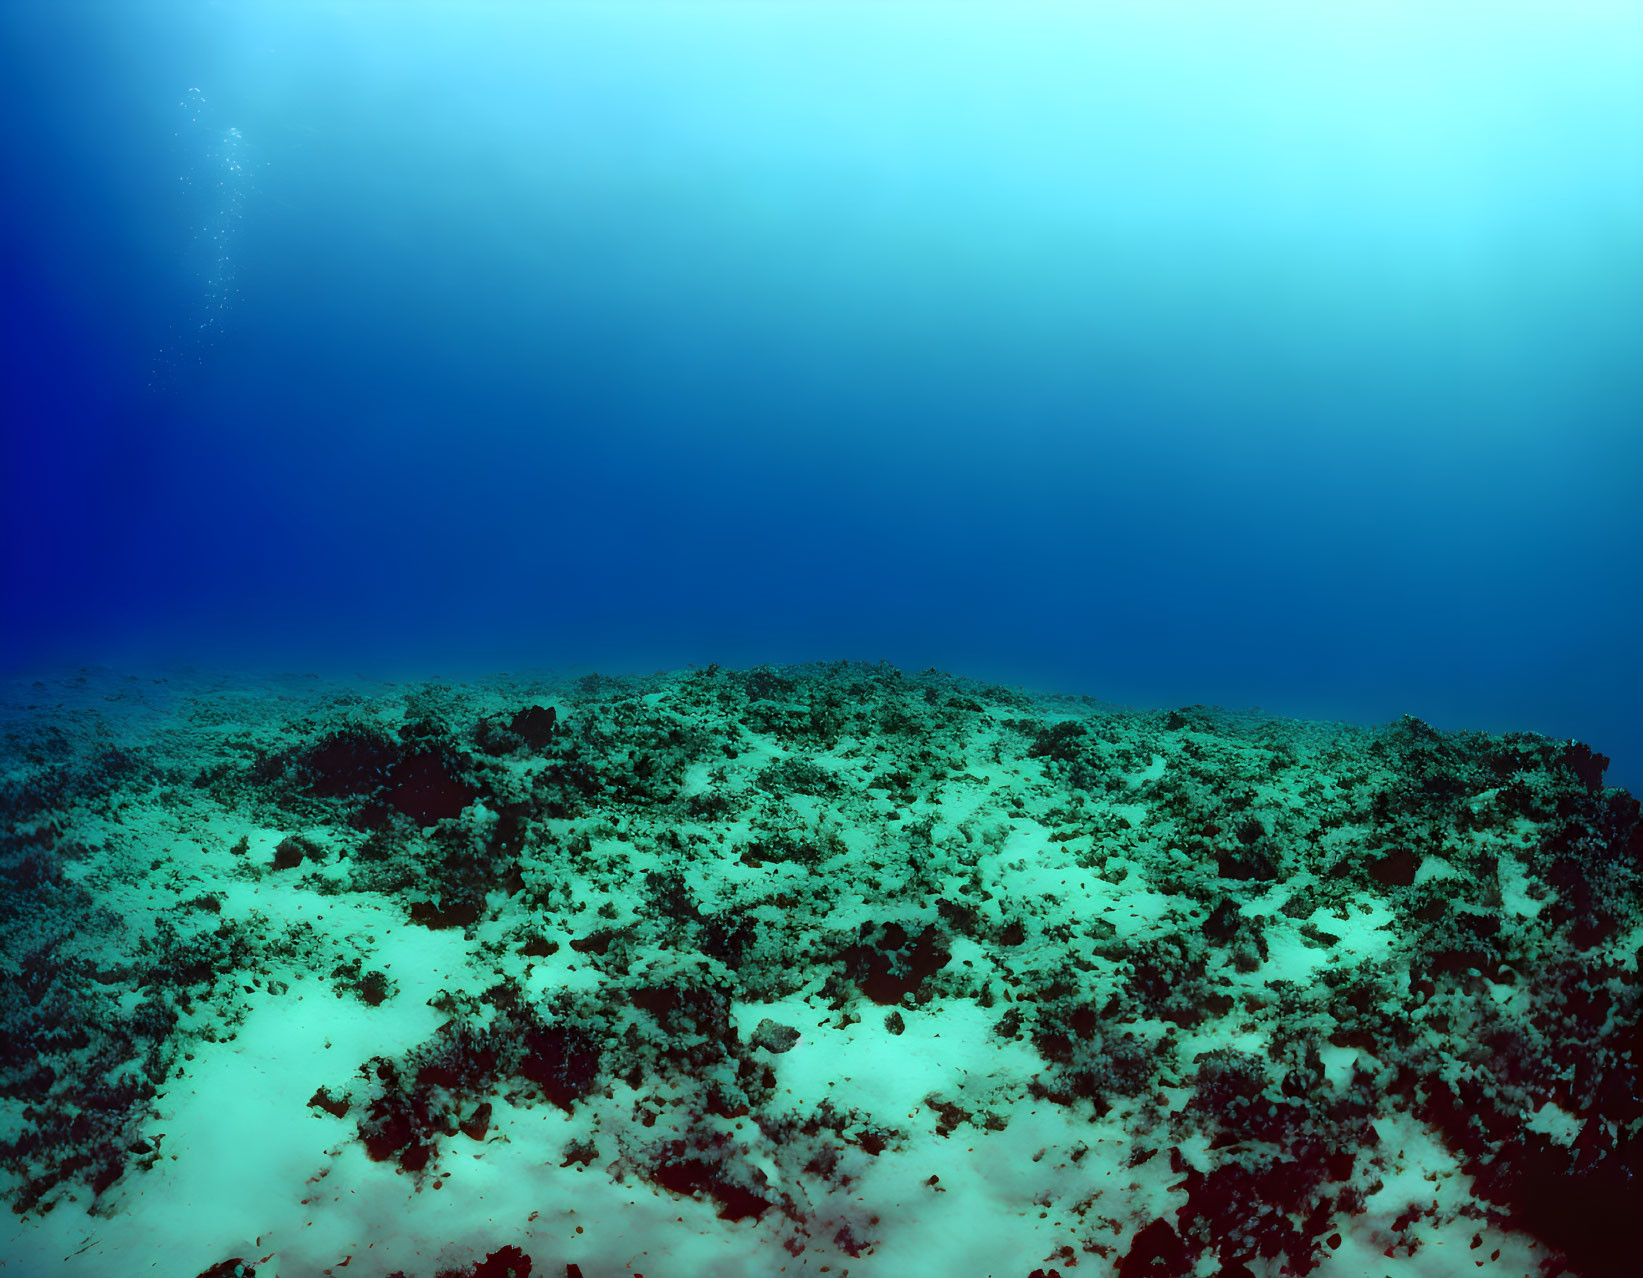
[3,2,1640,789]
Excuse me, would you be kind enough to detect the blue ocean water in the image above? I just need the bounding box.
[3,2,1640,789]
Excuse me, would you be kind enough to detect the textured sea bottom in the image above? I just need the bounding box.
[1,663,1638,1277]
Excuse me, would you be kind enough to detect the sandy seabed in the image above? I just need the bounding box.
[1,661,1638,1278]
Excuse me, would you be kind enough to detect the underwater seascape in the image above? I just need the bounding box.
[2,3,1642,1276]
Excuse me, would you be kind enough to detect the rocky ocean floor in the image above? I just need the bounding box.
[0,661,1639,1277]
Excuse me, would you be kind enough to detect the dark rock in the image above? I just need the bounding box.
[471,1247,531,1278]
[509,706,557,749]
[751,1019,800,1053]
[840,921,951,1005]
[308,1087,350,1118]
[518,1024,602,1111]
[460,1102,493,1142]
[195,1261,257,1278]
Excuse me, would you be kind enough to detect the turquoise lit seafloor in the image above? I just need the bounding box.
[1,4,1641,1276]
